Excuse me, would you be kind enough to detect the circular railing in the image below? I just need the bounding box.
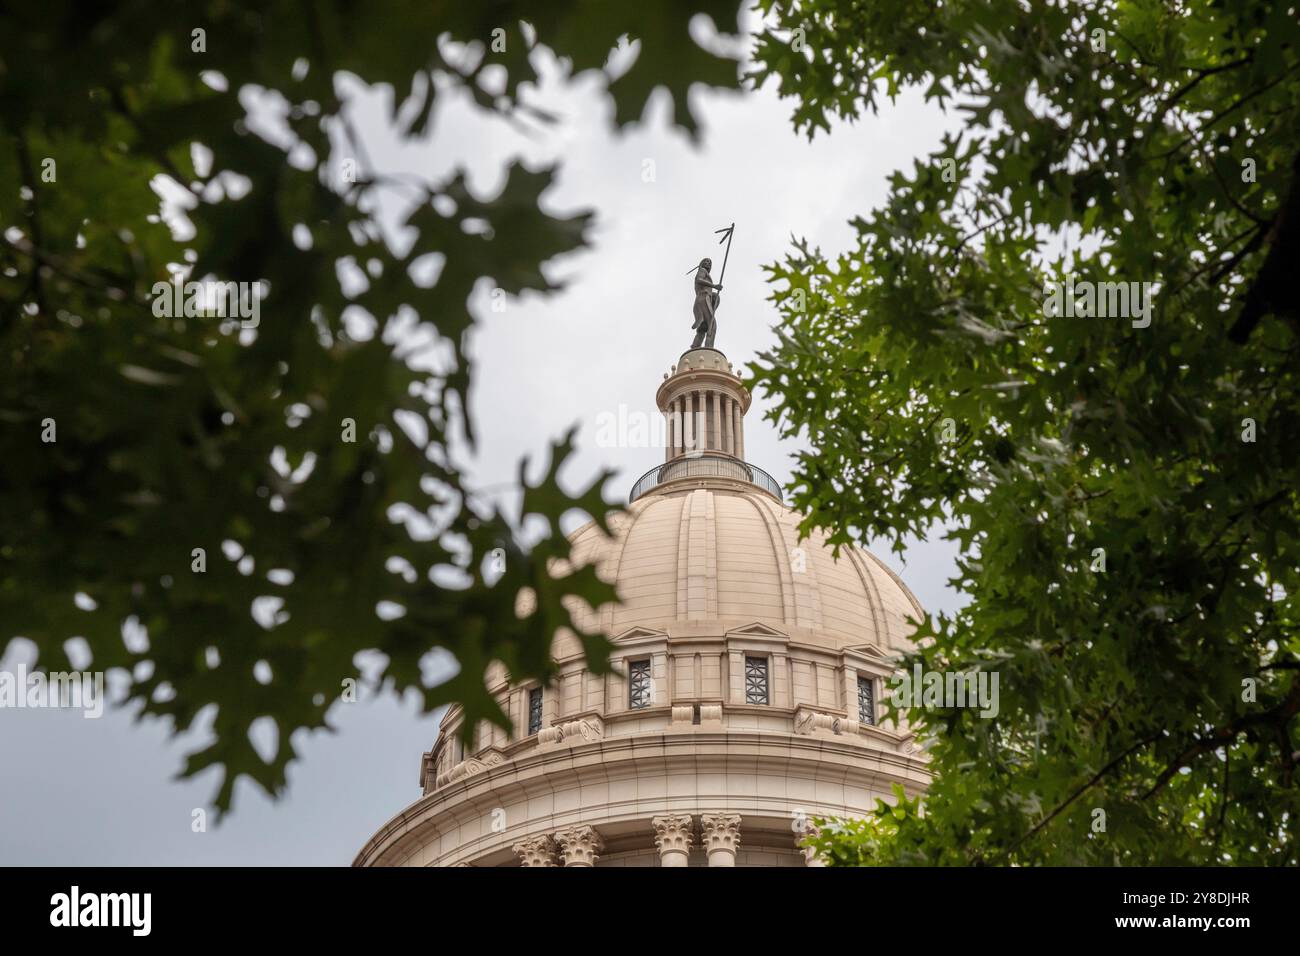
[628,454,783,503]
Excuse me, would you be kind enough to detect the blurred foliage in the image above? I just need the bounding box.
[0,1,742,813]
[753,0,1300,863]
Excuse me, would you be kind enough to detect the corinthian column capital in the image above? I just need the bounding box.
[796,821,825,867]
[651,814,695,867]
[512,835,559,867]
[554,824,604,867]
[700,812,742,867]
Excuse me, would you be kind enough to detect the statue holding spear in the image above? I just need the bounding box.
[687,223,734,350]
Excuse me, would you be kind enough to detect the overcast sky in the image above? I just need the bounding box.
[0,20,965,866]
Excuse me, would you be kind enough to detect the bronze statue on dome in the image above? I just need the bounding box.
[689,257,722,349]
[687,223,734,350]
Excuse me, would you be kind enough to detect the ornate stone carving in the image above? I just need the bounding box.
[512,835,559,867]
[793,707,845,737]
[434,748,505,789]
[463,751,505,774]
[652,814,695,867]
[537,714,605,747]
[700,812,741,866]
[553,825,604,867]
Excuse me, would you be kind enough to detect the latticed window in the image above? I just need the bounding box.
[745,656,769,705]
[629,659,653,709]
[858,676,876,726]
[527,687,543,735]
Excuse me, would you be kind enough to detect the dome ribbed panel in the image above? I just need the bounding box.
[682,490,718,621]
[805,527,879,643]
[749,493,820,629]
[860,548,927,650]
[713,493,785,622]
[609,493,683,633]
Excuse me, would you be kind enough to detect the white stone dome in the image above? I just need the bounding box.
[354,348,930,868]
[566,486,923,655]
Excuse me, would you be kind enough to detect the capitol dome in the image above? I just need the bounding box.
[354,346,930,867]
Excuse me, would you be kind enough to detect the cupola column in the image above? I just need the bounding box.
[657,348,750,464]
[712,391,722,452]
[685,392,696,455]
[676,395,686,457]
[664,404,674,463]
[724,396,735,455]
[733,398,744,459]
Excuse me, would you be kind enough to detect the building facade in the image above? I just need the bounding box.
[353,346,929,867]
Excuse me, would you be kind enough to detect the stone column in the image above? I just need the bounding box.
[678,395,687,458]
[652,814,694,867]
[554,825,604,867]
[738,400,748,460]
[543,680,558,727]
[508,688,521,743]
[717,395,727,455]
[732,397,740,456]
[842,667,860,724]
[797,822,824,867]
[733,399,744,459]
[700,813,741,867]
[696,392,707,455]
[773,651,791,708]
[513,835,559,867]
[664,404,673,463]
[712,390,722,453]
[697,391,705,452]
[728,395,738,455]
[700,391,709,451]
[727,649,744,704]
[684,392,695,455]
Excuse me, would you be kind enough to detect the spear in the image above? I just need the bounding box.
[711,222,734,311]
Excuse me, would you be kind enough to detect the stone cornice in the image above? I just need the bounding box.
[432,695,917,788]
[642,473,776,504]
[353,730,931,867]
[655,363,751,416]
